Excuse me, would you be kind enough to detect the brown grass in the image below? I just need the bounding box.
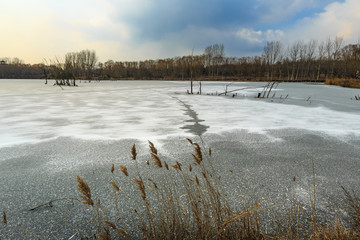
[342,186,360,232]
[2,210,6,225]
[325,78,360,89]
[75,139,360,239]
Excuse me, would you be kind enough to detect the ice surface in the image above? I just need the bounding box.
[0,80,359,149]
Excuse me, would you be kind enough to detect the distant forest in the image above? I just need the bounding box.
[1,37,359,82]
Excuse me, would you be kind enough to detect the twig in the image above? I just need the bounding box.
[218,86,266,96]
[28,198,79,211]
[68,232,79,240]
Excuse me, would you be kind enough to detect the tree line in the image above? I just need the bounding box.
[1,37,359,82]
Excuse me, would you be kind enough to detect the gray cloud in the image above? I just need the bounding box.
[85,0,344,60]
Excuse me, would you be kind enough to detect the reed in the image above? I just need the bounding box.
[2,211,6,225]
[325,78,360,88]
[75,139,360,239]
[77,176,94,206]
[341,186,360,232]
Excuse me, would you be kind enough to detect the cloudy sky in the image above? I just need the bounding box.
[1,0,359,63]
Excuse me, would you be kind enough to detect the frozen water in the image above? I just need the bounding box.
[0,80,359,149]
[0,79,359,238]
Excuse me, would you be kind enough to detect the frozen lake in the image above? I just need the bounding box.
[1,79,360,238]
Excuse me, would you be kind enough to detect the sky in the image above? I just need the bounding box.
[1,0,359,64]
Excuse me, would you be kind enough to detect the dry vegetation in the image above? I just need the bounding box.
[325,78,360,89]
[75,139,360,239]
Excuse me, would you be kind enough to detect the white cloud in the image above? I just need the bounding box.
[254,0,319,23]
[284,0,360,44]
[236,28,284,43]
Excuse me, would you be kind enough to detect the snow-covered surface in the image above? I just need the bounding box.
[0,80,359,238]
[0,80,359,148]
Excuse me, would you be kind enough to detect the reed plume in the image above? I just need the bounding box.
[151,152,163,168]
[195,175,200,185]
[2,211,6,225]
[110,181,120,191]
[135,177,146,200]
[131,144,137,160]
[148,141,157,155]
[116,228,129,236]
[148,178,158,189]
[193,143,202,162]
[164,161,169,170]
[192,154,202,165]
[104,220,117,229]
[176,161,182,171]
[120,164,129,176]
[77,176,94,206]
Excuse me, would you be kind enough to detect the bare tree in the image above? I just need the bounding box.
[289,41,301,81]
[204,44,225,79]
[263,41,283,80]
[317,41,326,81]
[325,37,334,78]
[306,40,317,80]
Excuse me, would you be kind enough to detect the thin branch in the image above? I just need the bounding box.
[28,198,80,211]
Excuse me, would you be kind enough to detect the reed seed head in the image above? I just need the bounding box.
[293,176,296,182]
[148,178,158,189]
[131,144,137,160]
[192,154,201,165]
[164,161,169,170]
[186,138,193,145]
[151,153,163,168]
[171,164,179,171]
[120,164,129,176]
[176,161,182,171]
[2,211,7,225]
[135,177,146,200]
[104,220,117,229]
[96,233,111,240]
[209,147,212,156]
[116,228,129,236]
[195,175,200,185]
[148,141,158,155]
[110,164,115,173]
[77,176,94,206]
[189,164,192,172]
[110,181,120,191]
[193,143,202,162]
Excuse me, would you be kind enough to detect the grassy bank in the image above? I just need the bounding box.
[325,78,360,89]
[72,139,360,239]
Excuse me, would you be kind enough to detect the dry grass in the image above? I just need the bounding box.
[341,186,360,232]
[325,78,360,89]
[2,211,6,225]
[76,139,360,239]
[77,175,94,206]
